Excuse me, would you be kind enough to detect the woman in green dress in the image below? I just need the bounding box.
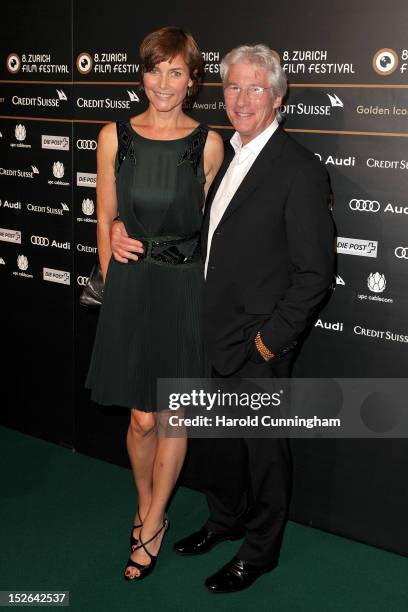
[86,26,223,580]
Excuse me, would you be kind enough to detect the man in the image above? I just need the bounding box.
[110,44,334,593]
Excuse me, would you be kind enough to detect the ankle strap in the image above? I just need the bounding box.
[137,518,169,559]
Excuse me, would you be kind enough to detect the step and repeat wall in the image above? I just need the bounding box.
[1,0,407,554]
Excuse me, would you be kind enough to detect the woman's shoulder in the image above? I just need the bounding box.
[95,123,119,162]
[206,128,223,145]
[97,122,120,153]
[98,117,137,150]
[202,128,224,175]
[204,128,224,156]
[98,121,118,138]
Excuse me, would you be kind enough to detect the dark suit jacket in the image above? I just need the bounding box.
[202,125,335,376]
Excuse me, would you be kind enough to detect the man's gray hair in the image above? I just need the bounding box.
[220,43,287,108]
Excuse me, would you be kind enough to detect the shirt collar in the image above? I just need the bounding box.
[230,118,279,157]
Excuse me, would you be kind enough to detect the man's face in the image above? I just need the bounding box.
[224,62,282,145]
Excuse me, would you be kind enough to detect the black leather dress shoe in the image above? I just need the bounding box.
[173,526,244,555]
[205,556,271,593]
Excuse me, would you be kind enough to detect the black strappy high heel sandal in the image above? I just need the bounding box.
[124,517,169,582]
[129,508,144,550]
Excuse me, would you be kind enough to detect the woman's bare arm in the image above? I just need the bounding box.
[203,129,224,197]
[96,122,118,281]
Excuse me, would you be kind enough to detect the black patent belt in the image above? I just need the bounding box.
[131,232,202,265]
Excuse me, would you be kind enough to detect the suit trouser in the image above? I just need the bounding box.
[204,354,293,568]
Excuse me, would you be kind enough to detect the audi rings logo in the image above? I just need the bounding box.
[395,247,408,259]
[31,235,49,246]
[76,139,97,150]
[349,199,380,212]
[77,275,89,286]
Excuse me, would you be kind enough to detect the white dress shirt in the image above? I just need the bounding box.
[204,118,279,278]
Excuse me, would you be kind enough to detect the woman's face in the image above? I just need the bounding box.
[143,53,193,113]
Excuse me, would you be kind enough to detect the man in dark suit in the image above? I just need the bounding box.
[173,44,334,593]
[110,44,334,593]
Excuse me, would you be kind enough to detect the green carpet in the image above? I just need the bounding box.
[1,425,407,611]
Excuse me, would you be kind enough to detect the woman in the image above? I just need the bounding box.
[86,26,223,581]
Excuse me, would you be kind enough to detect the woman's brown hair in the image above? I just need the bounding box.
[140,26,204,100]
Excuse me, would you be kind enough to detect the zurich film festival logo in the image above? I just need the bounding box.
[76,52,93,75]
[76,51,140,76]
[6,53,21,74]
[372,49,399,76]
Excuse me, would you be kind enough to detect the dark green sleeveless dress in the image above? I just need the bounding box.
[86,121,210,411]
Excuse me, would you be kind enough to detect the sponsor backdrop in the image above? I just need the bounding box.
[1,0,407,554]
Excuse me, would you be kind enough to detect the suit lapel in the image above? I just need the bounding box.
[217,126,288,227]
